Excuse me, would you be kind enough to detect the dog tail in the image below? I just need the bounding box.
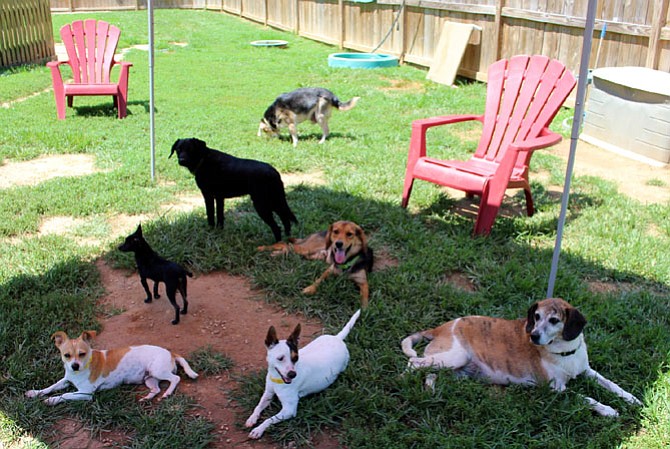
[336,309,361,340]
[175,355,199,379]
[401,330,434,358]
[334,96,360,111]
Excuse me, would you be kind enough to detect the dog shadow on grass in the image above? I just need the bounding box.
[6,184,667,448]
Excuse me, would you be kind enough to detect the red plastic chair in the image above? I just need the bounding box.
[401,55,576,235]
[48,19,132,119]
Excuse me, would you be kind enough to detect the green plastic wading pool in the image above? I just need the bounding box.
[328,52,398,68]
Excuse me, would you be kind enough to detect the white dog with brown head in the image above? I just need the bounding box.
[401,298,642,416]
[26,331,198,405]
[245,309,360,439]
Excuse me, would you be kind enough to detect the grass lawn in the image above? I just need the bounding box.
[1,8,669,449]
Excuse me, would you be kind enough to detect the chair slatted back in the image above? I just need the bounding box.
[60,19,121,85]
[476,55,576,169]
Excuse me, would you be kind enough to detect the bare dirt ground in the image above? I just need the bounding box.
[1,138,667,448]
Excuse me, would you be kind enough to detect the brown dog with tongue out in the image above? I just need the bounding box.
[301,221,374,308]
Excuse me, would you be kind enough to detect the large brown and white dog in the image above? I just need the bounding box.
[258,87,359,147]
[401,298,642,416]
[26,331,198,405]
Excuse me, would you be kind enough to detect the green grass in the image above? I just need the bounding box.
[1,9,669,449]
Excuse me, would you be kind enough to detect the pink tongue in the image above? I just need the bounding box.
[334,249,347,264]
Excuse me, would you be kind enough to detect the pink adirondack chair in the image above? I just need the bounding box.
[401,55,576,235]
[48,19,132,119]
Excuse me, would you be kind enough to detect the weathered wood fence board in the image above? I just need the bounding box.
[0,0,55,68]
[30,0,670,77]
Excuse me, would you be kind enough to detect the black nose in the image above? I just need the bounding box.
[287,371,296,379]
[530,333,540,344]
[335,241,343,249]
[72,362,80,371]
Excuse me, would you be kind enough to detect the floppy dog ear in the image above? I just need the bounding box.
[355,224,368,252]
[51,331,68,348]
[193,138,207,149]
[562,307,587,341]
[168,139,180,159]
[265,326,279,348]
[325,223,334,250]
[525,302,539,334]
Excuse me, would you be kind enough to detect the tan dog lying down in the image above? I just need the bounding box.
[402,298,642,416]
[258,221,374,308]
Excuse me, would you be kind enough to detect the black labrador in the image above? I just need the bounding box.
[170,138,297,241]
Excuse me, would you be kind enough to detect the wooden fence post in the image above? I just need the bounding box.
[339,0,344,49]
[646,0,669,69]
[493,0,503,60]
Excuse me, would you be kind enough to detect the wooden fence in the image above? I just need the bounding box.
[43,0,670,79]
[0,0,55,68]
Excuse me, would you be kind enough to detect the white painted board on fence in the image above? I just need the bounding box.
[427,22,476,86]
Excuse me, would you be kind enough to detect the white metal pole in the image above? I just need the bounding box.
[546,0,598,298]
[148,0,156,181]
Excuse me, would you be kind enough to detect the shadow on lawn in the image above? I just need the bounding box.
[1,184,667,448]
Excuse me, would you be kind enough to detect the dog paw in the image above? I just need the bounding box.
[44,396,62,406]
[171,319,180,325]
[302,286,317,295]
[144,298,152,303]
[244,417,257,428]
[248,427,264,439]
[25,390,39,398]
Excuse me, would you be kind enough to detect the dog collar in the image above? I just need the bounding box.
[270,376,285,384]
[336,254,361,271]
[551,341,581,357]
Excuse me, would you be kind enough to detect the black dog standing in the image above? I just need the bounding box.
[118,224,193,325]
[169,138,297,242]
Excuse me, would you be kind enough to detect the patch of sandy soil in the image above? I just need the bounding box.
[46,259,341,449]
[546,138,670,204]
[0,154,99,188]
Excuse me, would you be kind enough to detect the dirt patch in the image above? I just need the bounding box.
[44,259,339,449]
[547,138,669,204]
[0,154,100,188]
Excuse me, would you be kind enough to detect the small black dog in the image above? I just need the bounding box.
[169,137,297,242]
[118,224,193,325]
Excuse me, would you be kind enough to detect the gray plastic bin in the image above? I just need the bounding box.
[581,67,670,166]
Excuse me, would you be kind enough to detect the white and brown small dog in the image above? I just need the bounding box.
[245,309,361,439]
[258,87,359,147]
[402,298,642,416]
[26,331,198,405]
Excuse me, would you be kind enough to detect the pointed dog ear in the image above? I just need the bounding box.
[51,331,68,348]
[81,331,97,342]
[525,302,538,334]
[288,323,301,345]
[265,326,278,348]
[562,307,587,341]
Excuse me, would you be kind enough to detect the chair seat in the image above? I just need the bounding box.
[414,157,528,193]
[63,84,121,95]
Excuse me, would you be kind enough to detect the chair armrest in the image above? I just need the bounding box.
[409,114,484,160]
[47,60,66,87]
[509,127,562,153]
[412,114,483,131]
